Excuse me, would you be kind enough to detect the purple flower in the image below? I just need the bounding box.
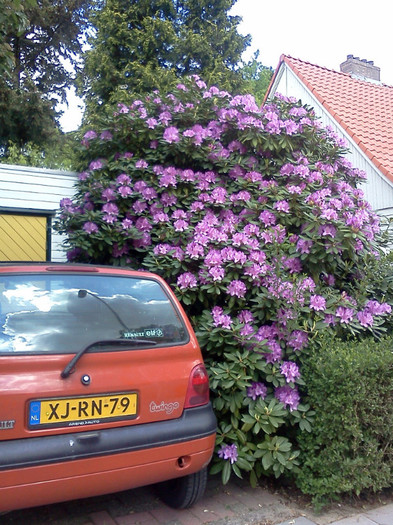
[186,242,205,259]
[365,300,392,315]
[209,266,225,282]
[247,382,267,400]
[133,200,147,213]
[118,185,132,198]
[259,210,276,226]
[133,232,151,248]
[100,130,112,141]
[324,314,336,326]
[83,221,99,234]
[287,330,308,351]
[211,186,227,204]
[227,280,247,298]
[174,219,189,231]
[240,324,254,337]
[159,173,177,188]
[264,340,282,363]
[135,217,152,232]
[146,118,158,129]
[275,385,300,411]
[273,200,290,213]
[211,306,232,329]
[116,173,131,185]
[177,272,198,289]
[121,218,133,230]
[83,130,97,140]
[357,310,374,327]
[296,239,313,254]
[153,212,170,223]
[102,188,116,201]
[163,126,180,143]
[218,443,238,464]
[280,361,301,383]
[161,193,178,206]
[141,186,158,201]
[89,159,104,170]
[102,203,119,215]
[319,224,337,238]
[309,295,326,312]
[135,159,149,169]
[238,310,254,324]
[336,306,354,324]
[103,214,116,224]
[60,198,74,211]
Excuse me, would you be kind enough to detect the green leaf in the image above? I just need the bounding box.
[261,451,273,471]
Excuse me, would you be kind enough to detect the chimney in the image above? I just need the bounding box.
[340,55,380,81]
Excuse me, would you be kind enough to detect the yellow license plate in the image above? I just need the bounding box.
[29,393,138,428]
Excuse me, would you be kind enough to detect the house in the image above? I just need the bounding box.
[0,163,77,261]
[265,54,393,217]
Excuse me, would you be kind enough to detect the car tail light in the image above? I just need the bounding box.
[184,364,210,408]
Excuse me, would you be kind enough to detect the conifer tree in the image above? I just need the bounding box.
[80,0,251,113]
[0,0,91,154]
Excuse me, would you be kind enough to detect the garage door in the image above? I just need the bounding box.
[0,214,49,261]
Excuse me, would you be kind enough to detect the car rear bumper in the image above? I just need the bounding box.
[0,404,216,512]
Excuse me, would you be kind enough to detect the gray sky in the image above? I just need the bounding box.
[60,0,392,132]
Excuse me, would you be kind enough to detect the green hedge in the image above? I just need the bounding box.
[296,335,393,508]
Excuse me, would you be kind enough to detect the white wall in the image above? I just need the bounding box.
[0,164,77,261]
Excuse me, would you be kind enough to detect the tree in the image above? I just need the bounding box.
[240,51,273,105]
[80,0,251,114]
[56,77,392,485]
[0,0,91,154]
[0,0,33,78]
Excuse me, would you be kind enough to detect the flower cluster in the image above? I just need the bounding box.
[218,443,238,464]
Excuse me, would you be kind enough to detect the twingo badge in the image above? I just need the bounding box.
[0,420,15,429]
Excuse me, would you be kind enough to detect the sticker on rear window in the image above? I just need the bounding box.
[122,328,164,339]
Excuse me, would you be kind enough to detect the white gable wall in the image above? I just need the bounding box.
[267,65,393,217]
[0,163,77,261]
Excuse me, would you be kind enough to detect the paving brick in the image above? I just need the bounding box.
[177,511,203,525]
[197,499,235,520]
[150,505,183,523]
[188,502,224,523]
[115,511,158,524]
[89,511,117,525]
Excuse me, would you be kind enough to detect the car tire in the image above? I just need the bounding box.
[156,466,208,509]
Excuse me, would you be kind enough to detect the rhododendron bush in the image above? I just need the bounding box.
[56,76,391,485]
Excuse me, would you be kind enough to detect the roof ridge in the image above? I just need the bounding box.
[282,54,393,89]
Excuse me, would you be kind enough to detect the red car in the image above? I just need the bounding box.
[0,263,216,512]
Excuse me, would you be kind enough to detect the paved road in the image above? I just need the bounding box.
[2,475,392,525]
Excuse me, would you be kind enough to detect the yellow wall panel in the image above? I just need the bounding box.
[0,215,47,261]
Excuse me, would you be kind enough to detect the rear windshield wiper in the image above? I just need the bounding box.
[61,339,158,379]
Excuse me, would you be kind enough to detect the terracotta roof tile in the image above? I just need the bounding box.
[279,55,393,182]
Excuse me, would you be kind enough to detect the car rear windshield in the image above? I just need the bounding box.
[0,273,188,355]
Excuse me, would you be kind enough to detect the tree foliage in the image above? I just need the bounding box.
[0,0,34,78]
[80,0,251,115]
[0,0,91,153]
[240,51,273,105]
[56,77,392,485]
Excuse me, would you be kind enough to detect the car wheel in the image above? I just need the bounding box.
[156,467,208,509]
